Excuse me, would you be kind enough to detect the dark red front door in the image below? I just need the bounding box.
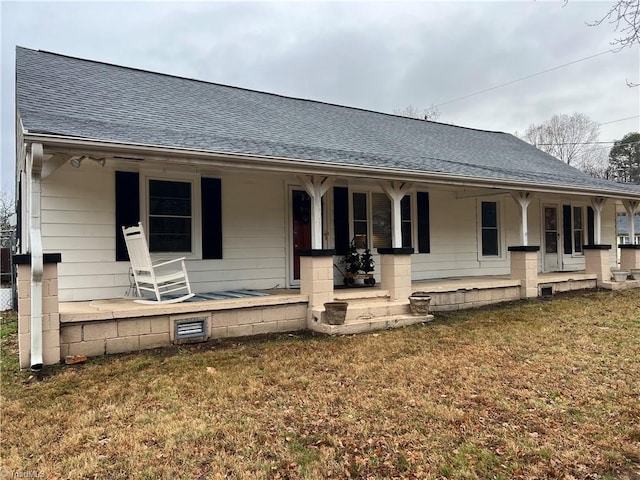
[292,190,311,280]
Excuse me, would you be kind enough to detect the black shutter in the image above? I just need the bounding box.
[587,207,595,245]
[201,177,223,259]
[417,192,431,253]
[115,171,140,261]
[563,205,572,254]
[333,187,349,256]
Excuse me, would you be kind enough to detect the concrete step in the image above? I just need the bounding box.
[343,299,411,321]
[309,313,434,336]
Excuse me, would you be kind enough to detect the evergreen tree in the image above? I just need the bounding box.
[343,239,361,274]
[609,132,640,184]
[360,247,375,273]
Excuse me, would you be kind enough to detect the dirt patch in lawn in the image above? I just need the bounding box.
[1,290,639,479]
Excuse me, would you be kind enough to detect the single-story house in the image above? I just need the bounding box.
[13,47,640,370]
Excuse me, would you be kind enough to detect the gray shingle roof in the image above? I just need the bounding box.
[15,47,640,197]
[617,213,640,234]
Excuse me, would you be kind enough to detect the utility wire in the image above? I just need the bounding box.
[435,50,614,108]
[539,140,640,145]
[536,139,640,146]
[598,115,640,126]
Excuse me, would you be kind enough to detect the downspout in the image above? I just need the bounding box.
[28,143,44,371]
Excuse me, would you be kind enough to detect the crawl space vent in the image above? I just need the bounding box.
[174,317,208,344]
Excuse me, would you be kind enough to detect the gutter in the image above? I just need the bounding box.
[28,143,44,371]
[23,132,640,201]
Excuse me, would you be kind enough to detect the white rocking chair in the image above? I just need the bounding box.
[122,222,195,304]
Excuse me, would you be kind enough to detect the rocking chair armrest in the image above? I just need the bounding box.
[152,257,187,268]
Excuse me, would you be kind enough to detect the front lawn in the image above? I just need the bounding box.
[1,290,639,479]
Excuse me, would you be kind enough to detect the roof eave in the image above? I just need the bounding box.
[23,132,640,201]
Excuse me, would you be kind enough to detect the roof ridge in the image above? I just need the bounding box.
[16,46,508,136]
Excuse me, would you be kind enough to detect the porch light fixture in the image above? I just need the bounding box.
[69,155,106,168]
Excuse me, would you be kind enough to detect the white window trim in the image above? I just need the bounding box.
[570,204,586,258]
[139,169,202,260]
[349,190,370,248]
[476,198,507,262]
[347,189,417,250]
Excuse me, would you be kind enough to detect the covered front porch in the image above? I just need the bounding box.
[33,269,634,368]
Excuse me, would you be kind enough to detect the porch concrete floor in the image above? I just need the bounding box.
[59,288,307,323]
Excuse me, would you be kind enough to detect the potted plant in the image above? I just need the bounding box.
[343,239,361,275]
[342,239,361,285]
[360,247,376,285]
[408,291,432,315]
[631,269,640,280]
[612,270,629,282]
[323,301,348,325]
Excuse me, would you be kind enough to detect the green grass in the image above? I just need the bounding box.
[1,290,640,479]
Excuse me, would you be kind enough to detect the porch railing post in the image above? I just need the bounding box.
[508,246,539,298]
[299,249,336,324]
[619,245,640,271]
[584,245,613,286]
[377,248,414,301]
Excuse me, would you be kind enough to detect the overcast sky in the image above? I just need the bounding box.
[1,0,639,193]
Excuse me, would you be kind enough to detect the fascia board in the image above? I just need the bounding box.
[23,132,640,201]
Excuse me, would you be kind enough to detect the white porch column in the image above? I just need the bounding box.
[622,200,639,244]
[298,175,333,249]
[380,181,413,248]
[511,192,532,246]
[590,197,606,245]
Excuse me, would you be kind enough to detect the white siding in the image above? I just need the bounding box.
[41,162,119,301]
[41,163,288,301]
[40,160,622,301]
[412,191,515,280]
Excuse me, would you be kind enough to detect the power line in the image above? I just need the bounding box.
[598,115,640,126]
[536,139,640,146]
[435,50,614,108]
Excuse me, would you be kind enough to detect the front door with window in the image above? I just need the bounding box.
[290,189,311,285]
[543,205,560,272]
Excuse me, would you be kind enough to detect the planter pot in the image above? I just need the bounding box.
[612,270,629,282]
[631,269,640,280]
[409,292,432,315]
[324,301,348,325]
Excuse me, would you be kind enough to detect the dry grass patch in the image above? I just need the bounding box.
[1,290,640,479]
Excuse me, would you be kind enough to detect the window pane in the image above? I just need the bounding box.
[573,207,583,229]
[545,208,557,230]
[574,231,583,253]
[482,229,499,256]
[372,193,391,249]
[149,180,191,216]
[401,195,412,248]
[482,202,497,228]
[148,179,192,253]
[353,193,367,221]
[401,222,412,248]
[545,232,557,254]
[149,217,191,252]
[401,195,411,220]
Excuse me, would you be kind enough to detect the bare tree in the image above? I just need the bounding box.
[589,0,640,50]
[393,104,441,121]
[0,191,16,248]
[523,113,601,167]
[578,148,612,179]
